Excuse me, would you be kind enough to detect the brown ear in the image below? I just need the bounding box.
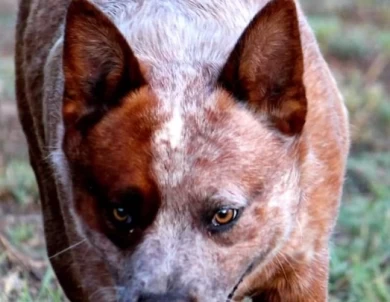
[63,0,146,131]
[218,0,306,135]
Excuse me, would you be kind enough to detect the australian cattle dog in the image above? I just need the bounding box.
[15,0,350,300]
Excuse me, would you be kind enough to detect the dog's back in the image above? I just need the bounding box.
[16,0,349,301]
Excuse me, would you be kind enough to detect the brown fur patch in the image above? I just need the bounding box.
[218,0,307,135]
[65,88,162,245]
[63,0,146,130]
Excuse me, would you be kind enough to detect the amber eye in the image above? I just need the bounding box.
[212,208,238,226]
[112,207,131,223]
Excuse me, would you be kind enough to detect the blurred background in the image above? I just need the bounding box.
[0,0,389,301]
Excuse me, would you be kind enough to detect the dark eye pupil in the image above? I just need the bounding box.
[212,208,238,227]
[117,208,126,215]
[113,207,133,224]
[218,210,229,218]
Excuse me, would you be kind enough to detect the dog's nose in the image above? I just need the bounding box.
[138,292,194,302]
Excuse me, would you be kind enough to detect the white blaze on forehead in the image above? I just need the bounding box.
[152,99,187,188]
[161,107,183,150]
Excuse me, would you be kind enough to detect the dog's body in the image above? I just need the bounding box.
[15,0,349,301]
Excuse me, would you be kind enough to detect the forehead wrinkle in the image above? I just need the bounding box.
[210,186,249,208]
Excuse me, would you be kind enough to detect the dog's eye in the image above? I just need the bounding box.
[212,208,238,226]
[112,207,132,224]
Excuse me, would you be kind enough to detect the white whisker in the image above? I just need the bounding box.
[49,239,87,259]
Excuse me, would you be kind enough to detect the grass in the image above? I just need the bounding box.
[0,214,65,302]
[0,0,389,301]
[0,269,64,302]
[308,3,390,300]
[0,160,38,205]
[342,72,390,152]
[0,57,14,100]
[329,153,390,301]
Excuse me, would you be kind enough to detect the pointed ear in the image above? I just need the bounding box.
[218,0,307,136]
[63,0,146,130]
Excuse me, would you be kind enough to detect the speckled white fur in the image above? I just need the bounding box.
[47,0,269,196]
[95,0,268,189]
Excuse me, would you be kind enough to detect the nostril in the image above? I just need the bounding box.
[138,292,194,302]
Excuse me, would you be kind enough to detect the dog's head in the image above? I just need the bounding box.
[61,0,306,300]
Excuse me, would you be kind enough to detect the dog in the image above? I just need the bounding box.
[15,0,350,301]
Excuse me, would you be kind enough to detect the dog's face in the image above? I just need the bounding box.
[62,0,306,300]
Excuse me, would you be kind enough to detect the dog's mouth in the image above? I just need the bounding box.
[226,250,269,302]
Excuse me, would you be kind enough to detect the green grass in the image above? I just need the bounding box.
[0,217,65,302]
[309,16,390,60]
[329,153,390,301]
[342,73,390,152]
[0,269,64,302]
[0,57,14,101]
[6,224,35,246]
[0,160,38,205]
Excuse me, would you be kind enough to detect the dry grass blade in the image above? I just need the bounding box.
[0,232,46,280]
